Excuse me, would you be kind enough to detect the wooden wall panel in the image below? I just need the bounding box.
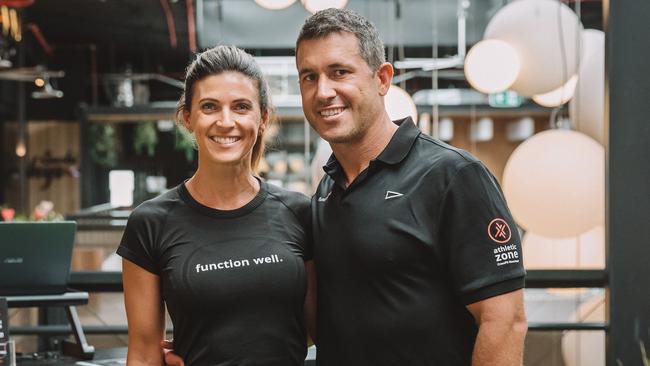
[2,122,21,210]
[27,121,81,215]
[2,121,80,215]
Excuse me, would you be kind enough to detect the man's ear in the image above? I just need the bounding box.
[376,62,394,96]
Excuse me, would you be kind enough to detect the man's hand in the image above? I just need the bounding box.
[160,340,185,366]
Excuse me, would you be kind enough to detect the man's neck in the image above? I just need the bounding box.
[331,114,398,186]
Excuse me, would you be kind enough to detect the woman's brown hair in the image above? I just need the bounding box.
[176,45,273,171]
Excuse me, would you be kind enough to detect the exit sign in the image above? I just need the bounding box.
[489,91,523,108]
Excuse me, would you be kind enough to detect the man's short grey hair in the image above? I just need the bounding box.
[296,8,386,72]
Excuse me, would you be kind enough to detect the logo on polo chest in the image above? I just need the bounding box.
[385,191,404,200]
[318,192,331,202]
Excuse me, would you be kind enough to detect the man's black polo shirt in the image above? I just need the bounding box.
[312,117,525,366]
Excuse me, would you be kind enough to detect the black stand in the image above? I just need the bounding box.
[6,292,95,360]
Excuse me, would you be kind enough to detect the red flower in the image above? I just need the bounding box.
[1,208,15,221]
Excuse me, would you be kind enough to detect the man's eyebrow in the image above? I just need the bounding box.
[298,67,314,76]
[299,63,353,76]
[327,63,353,69]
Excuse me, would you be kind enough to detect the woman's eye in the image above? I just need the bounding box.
[201,103,217,112]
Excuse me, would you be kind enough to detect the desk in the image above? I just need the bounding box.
[7,293,95,360]
[16,348,126,366]
[15,347,315,366]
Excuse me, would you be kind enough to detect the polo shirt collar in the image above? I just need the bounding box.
[323,117,420,179]
[375,117,420,165]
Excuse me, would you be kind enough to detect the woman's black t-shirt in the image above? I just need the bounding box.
[117,180,312,366]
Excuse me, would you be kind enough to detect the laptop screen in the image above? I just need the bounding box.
[0,221,76,296]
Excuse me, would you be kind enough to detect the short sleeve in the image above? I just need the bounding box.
[268,186,314,262]
[116,205,162,275]
[437,161,525,305]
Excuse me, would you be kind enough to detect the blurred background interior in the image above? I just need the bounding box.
[0,0,648,365]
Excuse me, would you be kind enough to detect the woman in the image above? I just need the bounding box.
[118,45,316,366]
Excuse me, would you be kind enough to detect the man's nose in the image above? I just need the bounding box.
[316,77,336,100]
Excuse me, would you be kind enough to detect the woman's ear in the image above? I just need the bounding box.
[259,110,270,135]
[182,109,193,133]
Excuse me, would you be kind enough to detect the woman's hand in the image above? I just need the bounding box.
[161,339,185,366]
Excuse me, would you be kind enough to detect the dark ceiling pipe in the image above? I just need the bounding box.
[25,23,53,55]
[159,0,177,48]
[0,0,34,8]
[22,19,98,105]
[186,0,197,53]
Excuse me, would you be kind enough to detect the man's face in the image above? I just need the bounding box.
[297,32,385,144]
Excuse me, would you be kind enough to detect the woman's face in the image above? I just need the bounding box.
[184,71,267,168]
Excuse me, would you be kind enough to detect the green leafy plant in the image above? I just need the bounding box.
[134,121,158,157]
[89,124,118,167]
[174,126,195,162]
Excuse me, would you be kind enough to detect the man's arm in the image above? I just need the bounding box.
[466,289,527,366]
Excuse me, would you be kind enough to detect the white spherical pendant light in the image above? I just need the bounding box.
[464,39,520,94]
[532,75,578,107]
[385,85,417,123]
[484,0,583,96]
[503,130,604,238]
[570,29,605,145]
[254,0,297,10]
[522,226,605,269]
[302,0,348,13]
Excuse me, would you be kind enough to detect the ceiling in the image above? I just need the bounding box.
[21,0,602,58]
[199,0,497,49]
[24,0,192,52]
[0,0,603,120]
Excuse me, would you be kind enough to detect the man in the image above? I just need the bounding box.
[164,8,527,366]
[296,8,526,366]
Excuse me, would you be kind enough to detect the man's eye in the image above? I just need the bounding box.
[334,69,348,77]
[302,74,316,82]
[235,104,252,111]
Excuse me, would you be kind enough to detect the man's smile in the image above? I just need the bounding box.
[318,107,347,118]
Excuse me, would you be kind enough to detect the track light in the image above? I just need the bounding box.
[31,75,63,99]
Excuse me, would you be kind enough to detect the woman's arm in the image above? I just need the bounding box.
[304,260,317,345]
[123,258,166,366]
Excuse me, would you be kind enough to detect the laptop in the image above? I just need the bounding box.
[0,221,76,296]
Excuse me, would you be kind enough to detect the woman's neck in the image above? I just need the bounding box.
[185,160,259,210]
